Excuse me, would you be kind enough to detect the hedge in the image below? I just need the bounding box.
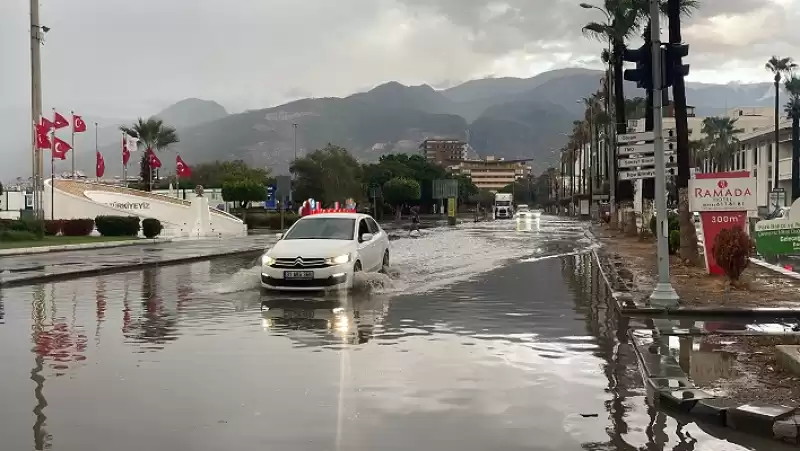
[95,216,141,236]
[0,219,44,238]
[0,230,39,242]
[62,219,95,236]
[244,213,300,230]
[142,218,163,238]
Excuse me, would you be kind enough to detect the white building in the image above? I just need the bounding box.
[735,119,795,210]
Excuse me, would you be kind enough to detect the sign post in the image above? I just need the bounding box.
[447,197,456,225]
[689,171,756,275]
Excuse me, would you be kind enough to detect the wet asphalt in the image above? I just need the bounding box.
[0,217,790,450]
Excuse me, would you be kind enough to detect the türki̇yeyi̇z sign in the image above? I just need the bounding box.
[106,201,150,210]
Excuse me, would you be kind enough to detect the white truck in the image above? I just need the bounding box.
[494,193,514,219]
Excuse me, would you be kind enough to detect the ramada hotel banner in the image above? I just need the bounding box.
[689,171,757,275]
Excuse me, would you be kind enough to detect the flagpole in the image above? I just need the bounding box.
[50,108,55,221]
[176,154,180,200]
[122,133,126,188]
[95,122,99,183]
[70,111,76,180]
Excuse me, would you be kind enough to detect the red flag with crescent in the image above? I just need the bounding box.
[52,136,72,160]
[122,135,131,165]
[176,155,191,178]
[96,151,105,178]
[53,111,69,129]
[73,115,87,133]
[35,122,52,149]
[148,148,162,169]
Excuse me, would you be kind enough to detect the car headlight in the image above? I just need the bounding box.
[260,254,275,266]
[325,254,351,265]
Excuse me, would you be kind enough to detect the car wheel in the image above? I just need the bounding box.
[354,261,362,272]
[379,250,390,273]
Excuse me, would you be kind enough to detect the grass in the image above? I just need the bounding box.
[0,235,139,250]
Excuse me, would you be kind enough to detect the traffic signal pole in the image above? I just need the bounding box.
[648,0,679,306]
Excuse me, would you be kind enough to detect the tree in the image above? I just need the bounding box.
[221,179,266,222]
[291,143,363,204]
[382,177,421,220]
[363,153,446,209]
[582,0,641,203]
[120,118,179,191]
[766,56,798,187]
[156,160,272,189]
[785,76,800,201]
[469,189,496,208]
[450,174,478,204]
[701,117,744,170]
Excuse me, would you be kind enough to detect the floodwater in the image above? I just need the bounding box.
[0,217,788,450]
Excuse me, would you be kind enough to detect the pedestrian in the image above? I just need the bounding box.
[409,205,420,235]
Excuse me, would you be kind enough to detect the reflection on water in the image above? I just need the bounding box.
[0,220,792,450]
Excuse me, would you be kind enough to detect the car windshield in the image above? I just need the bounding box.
[282,217,355,240]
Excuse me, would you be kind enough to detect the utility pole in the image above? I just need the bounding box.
[648,0,679,306]
[292,123,298,205]
[30,0,45,219]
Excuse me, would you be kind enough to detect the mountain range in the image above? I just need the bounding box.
[3,68,779,181]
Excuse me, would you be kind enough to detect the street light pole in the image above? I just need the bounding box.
[648,0,679,306]
[292,123,298,204]
[30,0,44,219]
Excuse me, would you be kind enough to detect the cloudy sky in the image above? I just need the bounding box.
[2,0,799,119]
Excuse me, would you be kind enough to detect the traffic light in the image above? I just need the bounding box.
[663,43,690,88]
[622,44,652,90]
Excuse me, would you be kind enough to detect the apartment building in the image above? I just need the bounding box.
[448,156,532,192]
[419,138,468,164]
[732,120,794,209]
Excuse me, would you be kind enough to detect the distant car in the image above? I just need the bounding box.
[259,212,390,291]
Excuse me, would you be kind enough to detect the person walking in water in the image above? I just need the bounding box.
[409,206,421,235]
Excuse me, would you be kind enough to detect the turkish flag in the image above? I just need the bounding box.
[148,148,162,168]
[122,135,131,165]
[73,115,87,133]
[52,137,72,160]
[40,116,55,132]
[96,151,105,178]
[36,126,52,149]
[53,112,69,129]
[176,155,191,178]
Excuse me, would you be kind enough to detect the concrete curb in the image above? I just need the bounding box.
[0,247,265,289]
[0,238,174,256]
[628,327,800,445]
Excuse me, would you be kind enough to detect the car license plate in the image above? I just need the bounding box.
[284,309,315,319]
[284,271,313,280]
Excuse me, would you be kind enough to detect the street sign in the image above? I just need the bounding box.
[617,129,676,144]
[433,179,459,199]
[618,153,677,168]
[264,184,277,209]
[617,141,676,156]
[619,168,656,180]
[276,175,291,203]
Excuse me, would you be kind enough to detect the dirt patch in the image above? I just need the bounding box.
[593,224,800,308]
[688,335,800,405]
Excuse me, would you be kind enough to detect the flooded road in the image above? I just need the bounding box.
[0,217,787,450]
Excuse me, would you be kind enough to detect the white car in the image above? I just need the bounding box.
[260,212,390,291]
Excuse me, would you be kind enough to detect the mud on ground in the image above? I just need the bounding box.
[593,225,800,308]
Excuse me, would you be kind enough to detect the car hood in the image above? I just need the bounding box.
[267,239,355,259]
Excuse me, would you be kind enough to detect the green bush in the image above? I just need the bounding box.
[95,216,141,236]
[649,212,679,237]
[244,212,300,230]
[62,219,95,236]
[0,230,39,242]
[0,219,44,238]
[142,218,163,238]
[668,229,680,255]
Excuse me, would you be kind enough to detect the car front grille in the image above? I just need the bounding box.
[272,257,330,269]
[262,274,347,288]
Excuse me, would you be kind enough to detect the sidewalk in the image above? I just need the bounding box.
[591,224,800,312]
[0,237,174,256]
[0,235,277,288]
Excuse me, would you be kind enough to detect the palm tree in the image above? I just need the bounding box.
[766,56,797,188]
[688,139,706,169]
[582,0,641,204]
[120,118,179,191]
[785,76,800,201]
[624,97,647,121]
[701,117,744,171]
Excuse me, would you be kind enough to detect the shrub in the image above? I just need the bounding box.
[0,219,44,238]
[44,220,65,236]
[668,229,680,255]
[649,211,679,237]
[142,218,163,238]
[62,219,95,236]
[95,216,141,236]
[244,212,300,230]
[0,230,39,242]
[712,225,753,281]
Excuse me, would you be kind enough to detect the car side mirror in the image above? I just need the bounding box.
[360,233,374,242]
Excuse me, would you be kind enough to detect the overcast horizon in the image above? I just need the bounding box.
[2,0,799,118]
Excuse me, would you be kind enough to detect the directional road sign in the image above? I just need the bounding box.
[619,166,676,180]
[617,153,677,168]
[617,141,677,156]
[617,129,676,144]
